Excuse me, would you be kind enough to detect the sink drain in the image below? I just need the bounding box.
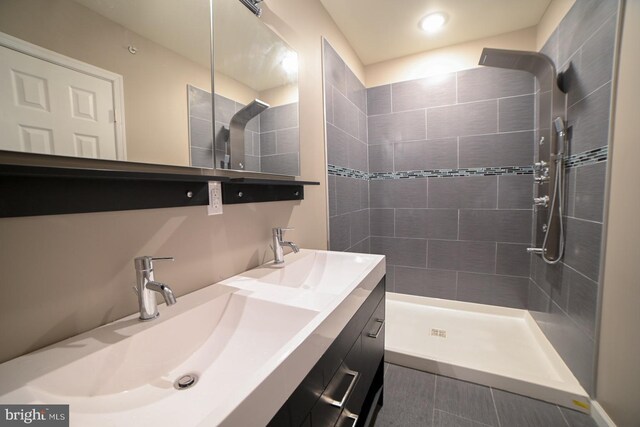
[174,374,198,390]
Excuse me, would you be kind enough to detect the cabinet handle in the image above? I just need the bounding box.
[367,318,385,338]
[327,369,359,409]
[346,413,359,427]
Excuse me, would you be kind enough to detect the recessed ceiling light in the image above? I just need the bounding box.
[419,12,447,34]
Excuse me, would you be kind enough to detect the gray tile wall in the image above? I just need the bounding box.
[324,39,370,254]
[528,0,618,396]
[366,66,535,308]
[188,85,214,168]
[260,102,300,176]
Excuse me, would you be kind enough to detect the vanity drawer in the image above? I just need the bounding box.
[268,276,385,427]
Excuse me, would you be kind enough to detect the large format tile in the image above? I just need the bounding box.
[368,110,427,144]
[564,217,602,282]
[260,103,298,132]
[558,0,618,66]
[498,94,535,132]
[457,67,534,103]
[394,138,458,171]
[326,124,349,168]
[458,131,534,168]
[395,267,457,299]
[428,240,496,274]
[395,209,458,240]
[433,410,492,427]
[567,82,611,154]
[189,85,213,121]
[492,389,567,427]
[457,272,529,309]
[434,376,499,426]
[335,176,362,215]
[498,175,534,209]
[367,85,392,116]
[261,153,299,176]
[348,139,368,172]
[458,210,532,244]
[349,209,370,246]
[567,269,599,339]
[323,40,346,95]
[214,93,236,124]
[370,179,428,208]
[260,131,277,156]
[427,101,497,139]
[346,67,367,114]
[374,365,436,427]
[574,162,607,222]
[391,73,456,112]
[575,14,616,105]
[328,175,337,217]
[560,407,599,427]
[333,87,360,138]
[370,208,395,237]
[370,237,427,268]
[533,257,571,310]
[369,144,394,173]
[189,117,214,150]
[496,243,531,277]
[190,147,214,168]
[428,177,497,209]
[329,214,350,251]
[276,128,299,154]
[359,110,368,144]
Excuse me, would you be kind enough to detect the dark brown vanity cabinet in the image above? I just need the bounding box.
[268,277,385,427]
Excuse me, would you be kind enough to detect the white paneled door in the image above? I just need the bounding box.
[0,43,124,160]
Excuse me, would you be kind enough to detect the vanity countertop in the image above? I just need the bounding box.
[0,249,385,426]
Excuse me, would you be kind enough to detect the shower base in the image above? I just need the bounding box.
[385,292,590,413]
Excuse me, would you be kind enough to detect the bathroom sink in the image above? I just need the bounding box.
[0,284,317,425]
[0,249,385,426]
[224,249,381,295]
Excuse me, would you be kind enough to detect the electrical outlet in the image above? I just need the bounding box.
[207,181,223,215]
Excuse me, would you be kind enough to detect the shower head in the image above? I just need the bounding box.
[553,117,565,135]
[230,99,270,128]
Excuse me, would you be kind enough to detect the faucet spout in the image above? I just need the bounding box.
[282,241,300,253]
[146,281,177,305]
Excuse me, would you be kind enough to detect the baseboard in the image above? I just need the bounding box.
[591,400,617,427]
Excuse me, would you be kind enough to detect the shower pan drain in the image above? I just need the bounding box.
[430,328,447,338]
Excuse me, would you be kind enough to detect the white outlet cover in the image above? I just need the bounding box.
[207,181,223,215]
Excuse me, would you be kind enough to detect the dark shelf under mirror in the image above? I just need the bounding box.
[0,163,318,217]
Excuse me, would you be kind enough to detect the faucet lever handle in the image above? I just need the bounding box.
[151,257,175,262]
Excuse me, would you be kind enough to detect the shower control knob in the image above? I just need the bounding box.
[534,176,550,184]
[533,196,549,207]
[534,161,548,170]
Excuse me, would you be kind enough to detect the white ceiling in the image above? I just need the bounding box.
[319,0,553,65]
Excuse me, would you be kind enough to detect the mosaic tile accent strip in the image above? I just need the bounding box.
[327,164,370,180]
[327,164,535,180]
[565,146,608,169]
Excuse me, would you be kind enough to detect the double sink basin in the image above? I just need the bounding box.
[0,249,385,426]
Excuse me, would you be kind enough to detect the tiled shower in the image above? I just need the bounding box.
[324,0,618,397]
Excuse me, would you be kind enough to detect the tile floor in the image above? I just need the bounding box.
[373,364,598,427]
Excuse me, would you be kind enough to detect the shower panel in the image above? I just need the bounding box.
[479,48,567,262]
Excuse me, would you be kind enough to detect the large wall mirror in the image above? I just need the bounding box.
[212,0,299,176]
[0,0,212,168]
[0,0,300,176]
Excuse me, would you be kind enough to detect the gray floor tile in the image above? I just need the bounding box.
[434,410,493,427]
[434,376,499,426]
[560,407,598,427]
[375,365,436,427]
[493,389,568,427]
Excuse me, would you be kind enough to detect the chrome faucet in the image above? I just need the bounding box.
[272,227,300,264]
[134,256,177,321]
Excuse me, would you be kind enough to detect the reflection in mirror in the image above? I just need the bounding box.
[212,0,299,176]
[0,0,212,168]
